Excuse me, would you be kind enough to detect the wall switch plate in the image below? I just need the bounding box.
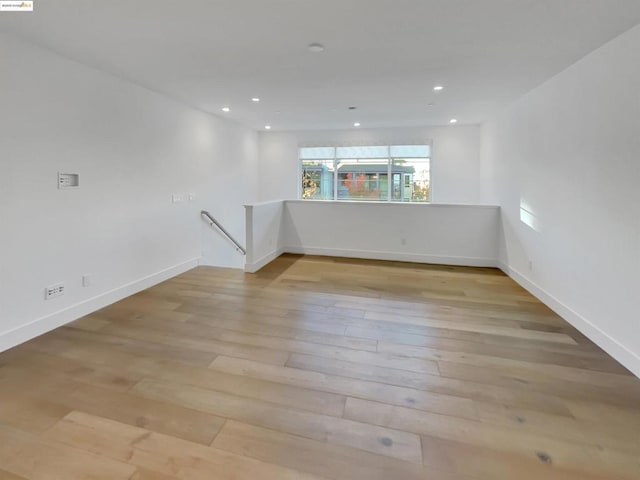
[58,173,79,189]
[82,274,92,287]
[45,283,65,300]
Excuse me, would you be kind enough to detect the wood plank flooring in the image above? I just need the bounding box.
[1,254,639,479]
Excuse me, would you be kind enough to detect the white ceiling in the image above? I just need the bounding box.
[2,0,640,131]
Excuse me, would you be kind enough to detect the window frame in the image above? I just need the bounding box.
[298,144,432,203]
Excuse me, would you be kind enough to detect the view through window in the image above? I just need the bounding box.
[300,145,430,202]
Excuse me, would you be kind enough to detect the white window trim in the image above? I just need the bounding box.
[299,143,433,203]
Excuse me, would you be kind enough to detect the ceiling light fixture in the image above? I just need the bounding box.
[449,118,458,124]
[433,85,444,91]
[353,122,361,127]
[265,125,271,130]
[252,97,260,102]
[221,107,230,112]
[308,43,325,53]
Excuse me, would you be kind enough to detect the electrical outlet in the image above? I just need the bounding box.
[58,173,79,189]
[45,283,65,300]
[82,274,92,288]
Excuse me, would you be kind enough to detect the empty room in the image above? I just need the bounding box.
[1,1,640,479]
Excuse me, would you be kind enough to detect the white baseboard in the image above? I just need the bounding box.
[198,257,245,269]
[284,246,498,268]
[0,258,200,354]
[244,247,286,273]
[499,261,640,378]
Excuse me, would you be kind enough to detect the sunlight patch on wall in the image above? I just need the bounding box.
[520,200,541,233]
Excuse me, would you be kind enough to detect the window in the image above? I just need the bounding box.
[300,144,431,202]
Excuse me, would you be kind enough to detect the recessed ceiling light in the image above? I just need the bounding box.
[221,107,230,112]
[433,85,444,91]
[449,118,458,124]
[252,98,260,102]
[265,125,271,130]
[308,43,325,53]
[353,122,361,127]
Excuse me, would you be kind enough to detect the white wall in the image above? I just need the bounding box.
[258,126,481,204]
[0,33,258,351]
[284,201,499,266]
[244,200,499,271]
[244,200,285,272]
[481,25,640,376]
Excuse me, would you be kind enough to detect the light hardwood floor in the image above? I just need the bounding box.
[1,254,639,479]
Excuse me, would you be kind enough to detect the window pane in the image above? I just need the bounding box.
[337,159,388,201]
[390,145,431,158]
[301,159,334,200]
[299,145,430,202]
[392,158,430,202]
[300,147,335,159]
[336,145,389,159]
